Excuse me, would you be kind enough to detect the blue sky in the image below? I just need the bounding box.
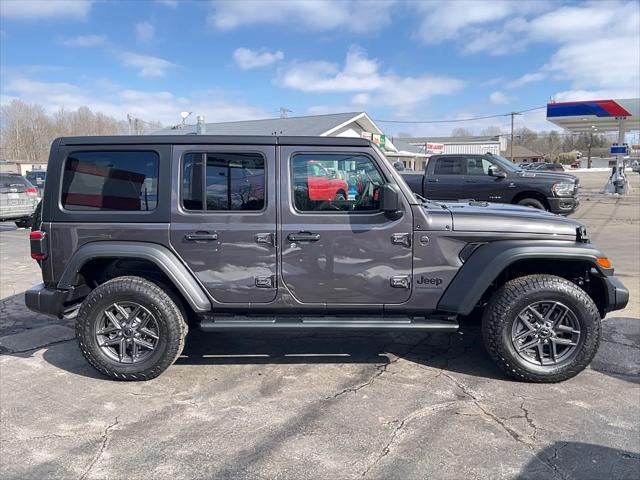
[1,0,639,136]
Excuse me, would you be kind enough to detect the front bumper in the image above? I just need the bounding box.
[602,275,629,313]
[25,283,87,318]
[547,196,579,215]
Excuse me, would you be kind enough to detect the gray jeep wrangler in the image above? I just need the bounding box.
[26,135,628,382]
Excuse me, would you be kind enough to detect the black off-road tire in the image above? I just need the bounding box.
[517,198,547,210]
[76,276,188,381]
[482,274,601,383]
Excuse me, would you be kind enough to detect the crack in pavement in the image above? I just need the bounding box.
[325,337,431,400]
[439,372,569,480]
[79,416,119,480]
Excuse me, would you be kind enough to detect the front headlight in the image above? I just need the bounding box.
[552,182,575,197]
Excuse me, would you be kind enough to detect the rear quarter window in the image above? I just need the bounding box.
[61,151,159,211]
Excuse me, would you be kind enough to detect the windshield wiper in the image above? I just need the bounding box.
[415,193,448,209]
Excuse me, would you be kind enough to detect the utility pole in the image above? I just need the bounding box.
[509,112,521,161]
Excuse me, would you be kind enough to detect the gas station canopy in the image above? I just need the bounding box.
[546,98,640,133]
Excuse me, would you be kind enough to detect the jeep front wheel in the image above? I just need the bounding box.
[76,276,187,381]
[482,274,600,383]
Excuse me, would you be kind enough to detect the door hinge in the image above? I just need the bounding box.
[391,233,411,247]
[390,275,411,289]
[255,275,275,288]
[255,232,275,246]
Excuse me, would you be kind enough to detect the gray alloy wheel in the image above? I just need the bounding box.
[95,302,160,364]
[510,301,581,366]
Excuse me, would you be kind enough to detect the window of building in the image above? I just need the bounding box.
[62,151,159,211]
[434,157,464,175]
[291,154,384,212]
[182,152,265,211]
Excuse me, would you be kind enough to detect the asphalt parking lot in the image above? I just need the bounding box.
[1,170,638,479]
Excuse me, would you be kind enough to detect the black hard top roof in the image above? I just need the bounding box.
[58,135,372,147]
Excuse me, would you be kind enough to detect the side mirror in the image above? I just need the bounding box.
[393,161,405,171]
[379,183,401,213]
[488,166,507,178]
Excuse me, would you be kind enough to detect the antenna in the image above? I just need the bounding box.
[180,111,193,125]
[279,107,292,119]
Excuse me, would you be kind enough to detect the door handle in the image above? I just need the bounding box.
[465,180,478,183]
[287,232,320,242]
[185,232,218,241]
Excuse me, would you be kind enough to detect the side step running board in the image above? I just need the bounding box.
[198,316,458,332]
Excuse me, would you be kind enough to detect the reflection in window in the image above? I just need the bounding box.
[182,152,265,211]
[292,154,383,212]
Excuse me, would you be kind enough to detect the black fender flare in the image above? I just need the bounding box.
[437,240,608,315]
[58,241,211,312]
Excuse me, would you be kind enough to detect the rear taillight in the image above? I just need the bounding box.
[26,186,38,194]
[30,230,47,261]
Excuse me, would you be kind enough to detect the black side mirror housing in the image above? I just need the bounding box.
[379,183,402,213]
[488,166,507,178]
[393,161,405,171]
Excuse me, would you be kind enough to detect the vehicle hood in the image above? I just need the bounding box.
[517,170,579,183]
[443,201,582,236]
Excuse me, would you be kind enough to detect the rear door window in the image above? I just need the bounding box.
[181,152,265,211]
[62,151,159,211]
[434,157,464,175]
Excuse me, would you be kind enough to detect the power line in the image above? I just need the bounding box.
[374,106,546,124]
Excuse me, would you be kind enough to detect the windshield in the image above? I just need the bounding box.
[488,153,521,172]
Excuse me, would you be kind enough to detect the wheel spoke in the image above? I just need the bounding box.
[550,341,557,362]
[100,336,121,347]
[556,324,579,334]
[514,329,531,340]
[137,311,152,330]
[118,338,126,362]
[104,310,122,329]
[536,343,545,365]
[134,338,155,351]
[114,303,129,320]
[526,306,545,323]
[517,338,540,352]
[549,303,569,327]
[131,339,138,360]
[97,326,119,336]
[517,313,538,332]
[129,306,142,324]
[552,337,577,346]
[139,327,159,340]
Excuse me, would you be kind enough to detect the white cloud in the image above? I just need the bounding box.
[62,34,106,47]
[506,72,546,89]
[121,52,176,77]
[413,1,547,44]
[233,48,284,70]
[1,74,271,126]
[279,46,464,110]
[209,0,395,33]
[489,91,512,105]
[135,21,155,44]
[1,0,91,19]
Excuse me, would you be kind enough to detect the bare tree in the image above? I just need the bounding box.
[450,127,473,138]
[0,100,160,161]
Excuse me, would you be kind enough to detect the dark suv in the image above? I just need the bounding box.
[26,136,628,382]
[401,153,579,214]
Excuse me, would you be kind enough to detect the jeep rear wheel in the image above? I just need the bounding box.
[482,274,600,383]
[76,276,187,381]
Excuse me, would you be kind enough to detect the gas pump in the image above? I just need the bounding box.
[604,116,631,194]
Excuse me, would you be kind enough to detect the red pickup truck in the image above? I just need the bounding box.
[306,161,349,201]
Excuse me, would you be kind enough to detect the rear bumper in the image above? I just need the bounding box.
[547,196,579,215]
[25,283,87,318]
[602,275,629,313]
